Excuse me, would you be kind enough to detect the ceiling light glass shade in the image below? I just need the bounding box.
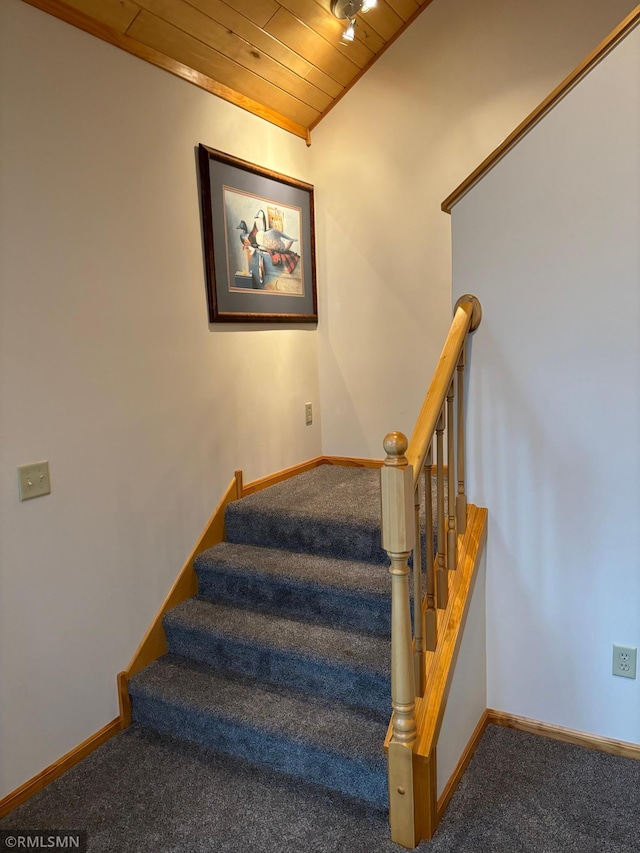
[360,0,377,11]
[342,17,356,41]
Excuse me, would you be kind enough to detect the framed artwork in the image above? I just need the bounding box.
[197,144,318,323]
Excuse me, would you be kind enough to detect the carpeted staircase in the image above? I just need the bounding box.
[128,465,398,811]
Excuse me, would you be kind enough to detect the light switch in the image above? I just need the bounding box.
[17,461,51,501]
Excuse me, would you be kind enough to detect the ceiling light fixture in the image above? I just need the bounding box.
[342,17,356,42]
[331,0,377,42]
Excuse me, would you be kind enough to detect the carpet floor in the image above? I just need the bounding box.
[2,723,639,852]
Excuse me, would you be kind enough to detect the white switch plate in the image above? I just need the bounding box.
[305,402,313,426]
[17,461,51,501]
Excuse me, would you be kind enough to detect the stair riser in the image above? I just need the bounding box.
[195,569,391,637]
[164,623,391,717]
[130,693,388,810]
[225,511,388,565]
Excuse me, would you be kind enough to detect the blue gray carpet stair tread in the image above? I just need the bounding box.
[163,598,390,715]
[194,541,393,635]
[129,655,388,765]
[164,598,391,677]
[236,465,384,528]
[225,465,388,562]
[194,541,390,597]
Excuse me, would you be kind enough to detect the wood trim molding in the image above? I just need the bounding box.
[421,706,640,832]
[436,709,490,821]
[441,5,640,213]
[240,457,325,496]
[20,0,308,140]
[240,455,385,497]
[321,455,383,469]
[123,475,239,682]
[0,717,121,818]
[488,710,640,761]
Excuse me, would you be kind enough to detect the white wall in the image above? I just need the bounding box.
[311,0,637,459]
[451,24,640,742]
[0,0,319,797]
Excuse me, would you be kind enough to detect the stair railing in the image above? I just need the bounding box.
[381,294,482,848]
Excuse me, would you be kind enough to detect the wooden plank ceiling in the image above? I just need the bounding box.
[23,0,434,140]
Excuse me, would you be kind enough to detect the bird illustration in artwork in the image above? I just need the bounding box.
[253,209,298,253]
[236,219,258,248]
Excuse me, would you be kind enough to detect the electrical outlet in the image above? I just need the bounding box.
[613,645,637,679]
[17,461,51,501]
[305,402,313,426]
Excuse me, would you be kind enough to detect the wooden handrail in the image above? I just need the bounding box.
[381,294,482,848]
[407,299,478,488]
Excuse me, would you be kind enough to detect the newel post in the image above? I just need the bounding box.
[381,432,418,849]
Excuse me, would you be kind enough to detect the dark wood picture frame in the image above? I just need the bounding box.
[197,144,318,323]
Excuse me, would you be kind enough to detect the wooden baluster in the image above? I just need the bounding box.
[381,432,417,849]
[424,444,437,651]
[435,408,448,609]
[456,342,467,534]
[446,379,457,570]
[413,480,425,695]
